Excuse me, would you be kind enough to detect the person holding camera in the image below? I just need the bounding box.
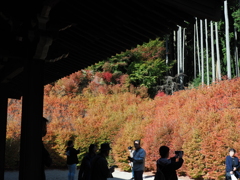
[128,140,146,180]
[155,146,184,180]
[128,146,135,180]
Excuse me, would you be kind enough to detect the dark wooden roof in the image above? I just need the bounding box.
[0,0,223,98]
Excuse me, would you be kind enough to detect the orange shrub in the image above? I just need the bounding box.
[5,76,240,180]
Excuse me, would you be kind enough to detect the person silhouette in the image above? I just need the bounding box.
[156,146,184,180]
[41,117,52,180]
[78,144,98,180]
[66,140,80,180]
[91,143,116,180]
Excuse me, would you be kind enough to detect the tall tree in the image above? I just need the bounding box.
[179,26,183,74]
[195,18,201,75]
[200,19,204,85]
[234,26,239,77]
[176,26,185,89]
[177,27,180,74]
[224,0,231,79]
[166,34,169,66]
[210,21,216,82]
[194,24,197,79]
[215,22,221,81]
[232,0,240,77]
[205,19,210,85]
[182,28,186,73]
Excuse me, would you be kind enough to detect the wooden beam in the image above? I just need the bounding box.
[1,67,24,83]
[0,95,8,180]
[19,59,45,180]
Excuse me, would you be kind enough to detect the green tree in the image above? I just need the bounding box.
[89,38,175,97]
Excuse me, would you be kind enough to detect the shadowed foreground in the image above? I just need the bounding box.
[4,169,190,180]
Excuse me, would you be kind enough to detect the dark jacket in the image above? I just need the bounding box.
[156,157,184,180]
[66,147,80,165]
[42,141,52,180]
[90,153,112,180]
[225,155,240,178]
[78,153,96,180]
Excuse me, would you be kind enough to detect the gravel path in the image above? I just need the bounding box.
[4,169,190,180]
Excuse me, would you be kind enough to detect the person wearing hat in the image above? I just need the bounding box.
[91,143,115,180]
[128,140,146,180]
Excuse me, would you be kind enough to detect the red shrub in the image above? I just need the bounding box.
[102,72,113,82]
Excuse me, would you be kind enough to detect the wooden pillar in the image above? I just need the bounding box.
[0,96,8,180]
[19,59,44,180]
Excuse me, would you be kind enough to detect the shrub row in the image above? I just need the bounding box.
[6,78,240,180]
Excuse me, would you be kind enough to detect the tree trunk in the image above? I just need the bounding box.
[205,19,209,85]
[234,27,239,77]
[177,27,180,74]
[179,26,182,73]
[173,30,177,76]
[166,34,169,66]
[182,28,185,73]
[194,24,197,79]
[200,19,204,85]
[195,18,201,75]
[224,0,231,79]
[215,22,221,81]
[210,21,216,82]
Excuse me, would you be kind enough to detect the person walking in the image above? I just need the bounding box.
[128,140,146,180]
[78,144,98,180]
[66,140,80,180]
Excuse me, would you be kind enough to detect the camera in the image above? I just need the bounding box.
[175,151,184,155]
[128,156,133,162]
[128,146,133,150]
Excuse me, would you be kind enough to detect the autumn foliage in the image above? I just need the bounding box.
[6,73,240,179]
